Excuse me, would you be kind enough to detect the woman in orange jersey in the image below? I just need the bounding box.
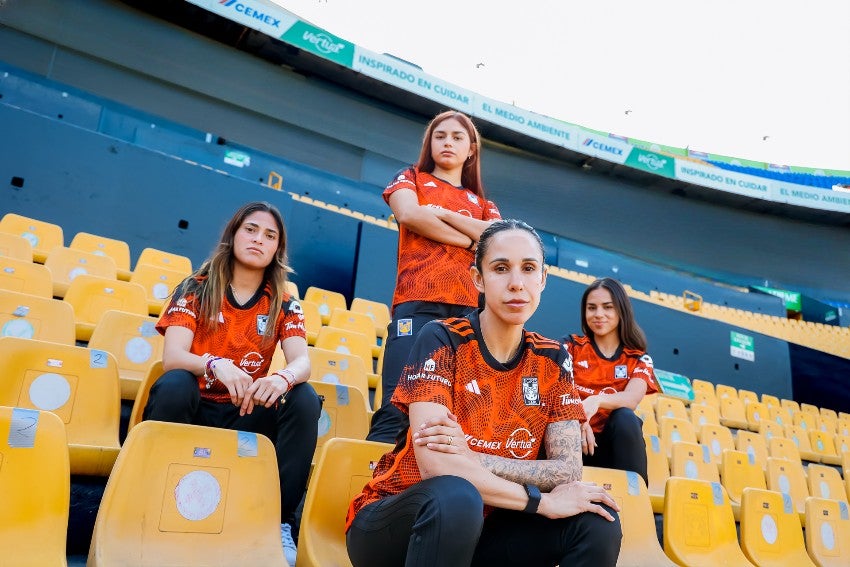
[348,220,621,567]
[562,277,658,485]
[143,201,320,565]
[368,110,502,444]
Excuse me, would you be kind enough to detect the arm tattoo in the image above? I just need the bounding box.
[478,420,582,491]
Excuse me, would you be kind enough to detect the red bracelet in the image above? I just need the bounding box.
[274,369,297,391]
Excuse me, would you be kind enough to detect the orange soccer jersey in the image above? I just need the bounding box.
[156,278,306,403]
[563,334,658,433]
[383,167,501,309]
[347,311,585,529]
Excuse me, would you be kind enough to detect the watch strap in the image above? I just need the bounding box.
[523,483,541,514]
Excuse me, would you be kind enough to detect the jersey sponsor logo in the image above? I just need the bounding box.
[405,371,451,387]
[284,321,305,331]
[256,314,269,335]
[239,351,264,374]
[640,354,654,367]
[614,365,628,379]
[575,383,596,395]
[424,358,436,372]
[465,434,502,451]
[522,376,540,406]
[562,352,574,378]
[465,379,481,395]
[506,427,536,459]
[167,305,197,318]
[560,393,582,406]
[289,301,303,315]
[177,298,188,308]
[466,192,479,205]
[397,318,413,337]
[577,360,589,368]
[633,367,651,378]
[423,181,437,187]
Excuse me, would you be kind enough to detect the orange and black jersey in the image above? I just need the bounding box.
[156,277,306,403]
[346,310,585,529]
[562,334,658,433]
[383,167,501,309]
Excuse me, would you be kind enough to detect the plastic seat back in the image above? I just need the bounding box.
[719,395,748,429]
[781,398,800,414]
[766,456,809,516]
[739,488,815,567]
[760,418,786,441]
[308,346,370,407]
[715,383,738,401]
[663,477,755,566]
[698,423,734,468]
[761,393,781,410]
[690,378,715,397]
[299,299,323,345]
[644,433,669,513]
[63,274,148,341]
[0,406,70,565]
[582,467,677,566]
[806,463,848,503]
[304,286,347,326]
[0,337,121,475]
[801,402,820,416]
[0,255,53,298]
[690,403,720,430]
[87,310,164,400]
[129,263,186,316]
[44,246,117,298]
[804,497,850,567]
[784,424,820,462]
[768,406,791,428]
[655,396,688,422]
[809,430,841,465]
[329,307,381,358]
[315,326,380,387]
[350,297,390,340]
[0,231,34,261]
[738,389,759,406]
[792,410,820,432]
[0,289,75,345]
[658,416,697,458]
[769,435,803,464]
[69,231,131,280]
[735,430,769,469]
[300,438,392,567]
[0,213,63,263]
[135,247,192,276]
[745,401,769,432]
[312,381,371,461]
[670,441,719,482]
[721,449,766,507]
[127,360,164,435]
[838,417,850,437]
[88,420,285,566]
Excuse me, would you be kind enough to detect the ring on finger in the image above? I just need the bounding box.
[448,436,453,446]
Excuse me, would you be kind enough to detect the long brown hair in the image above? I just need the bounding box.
[180,201,290,342]
[415,110,486,199]
[580,277,647,352]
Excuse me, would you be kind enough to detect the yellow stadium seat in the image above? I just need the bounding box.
[809,430,842,466]
[129,263,185,316]
[769,436,804,465]
[698,423,735,468]
[44,246,118,298]
[304,286,347,326]
[0,337,121,475]
[838,417,850,437]
[293,299,320,346]
[692,390,718,408]
[761,393,781,410]
[635,395,655,422]
[663,477,755,566]
[0,231,33,261]
[804,497,850,567]
[715,383,738,401]
[134,247,192,276]
[315,326,380,388]
[0,255,53,298]
[735,430,769,469]
[308,346,370,408]
[820,412,838,435]
[738,389,759,406]
[285,280,299,299]
[350,297,390,342]
[88,420,286,566]
[658,416,697,459]
[690,403,721,431]
[582,467,677,567]
[835,434,850,456]
[0,406,70,565]
[87,310,164,400]
[299,438,392,567]
[63,274,148,341]
[691,378,715,397]
[745,401,769,432]
[781,398,800,414]
[769,406,792,428]
[719,395,748,430]
[69,231,132,281]
[806,463,848,503]
[784,424,821,462]
[760,418,786,441]
[670,441,719,482]
[655,396,688,422]
[792,410,820,433]
[739,488,815,567]
[640,411,658,436]
[329,307,382,359]
[0,213,63,263]
[127,360,163,433]
[312,381,371,462]
[801,402,820,416]
[0,289,75,345]
[766,457,809,518]
[821,407,838,422]
[721,449,766,517]
[644,433,668,513]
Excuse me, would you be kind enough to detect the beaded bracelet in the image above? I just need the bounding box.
[203,355,226,389]
[273,369,297,392]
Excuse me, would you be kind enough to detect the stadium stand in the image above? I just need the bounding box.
[0,212,63,263]
[0,288,76,345]
[69,232,133,281]
[739,488,816,567]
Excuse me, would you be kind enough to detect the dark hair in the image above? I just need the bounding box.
[580,277,647,351]
[415,110,486,199]
[182,201,290,341]
[474,219,545,273]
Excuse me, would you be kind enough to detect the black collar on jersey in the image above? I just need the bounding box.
[468,309,527,371]
[589,335,622,361]
[225,281,266,310]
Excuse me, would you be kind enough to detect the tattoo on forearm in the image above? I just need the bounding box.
[478,421,582,491]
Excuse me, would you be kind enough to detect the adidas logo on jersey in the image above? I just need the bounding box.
[465,380,481,395]
[577,360,589,368]
[424,181,437,187]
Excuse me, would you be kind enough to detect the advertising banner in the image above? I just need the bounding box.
[475,96,578,150]
[189,0,298,39]
[751,285,802,312]
[675,161,770,200]
[730,331,755,362]
[577,130,632,164]
[281,21,355,67]
[771,182,850,214]
[624,147,676,178]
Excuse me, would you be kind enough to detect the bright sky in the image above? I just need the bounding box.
[272,0,850,172]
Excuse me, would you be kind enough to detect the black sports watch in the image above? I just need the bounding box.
[523,483,541,514]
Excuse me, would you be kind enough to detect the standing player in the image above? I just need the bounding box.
[563,277,657,484]
[143,201,321,565]
[367,110,501,443]
[347,219,621,567]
